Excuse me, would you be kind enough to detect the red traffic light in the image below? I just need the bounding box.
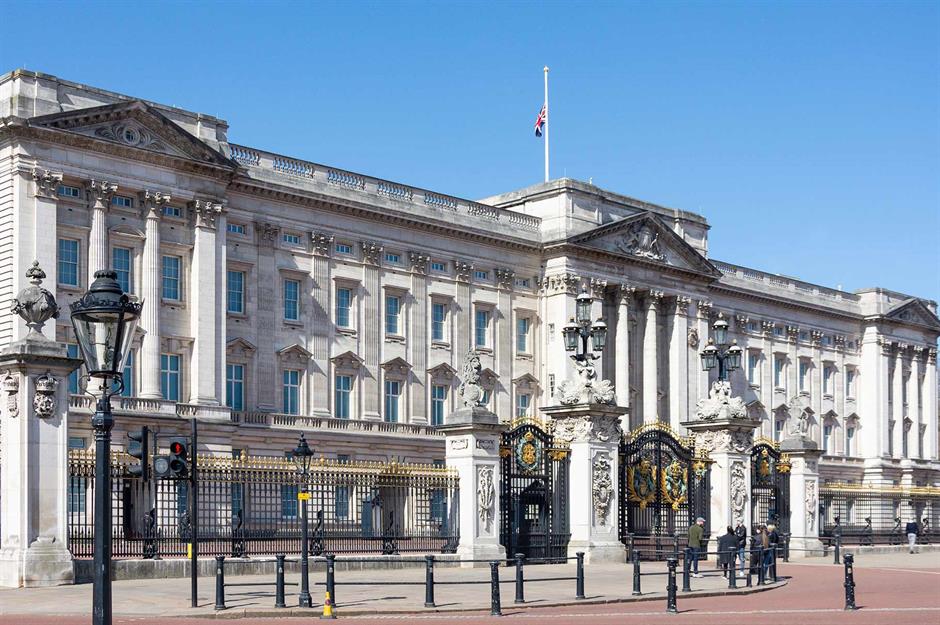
[170,441,186,456]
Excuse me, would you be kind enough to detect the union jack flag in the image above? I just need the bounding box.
[534,104,546,137]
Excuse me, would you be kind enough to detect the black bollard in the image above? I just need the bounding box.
[673,533,680,559]
[514,553,525,604]
[627,533,635,562]
[770,545,778,583]
[681,548,691,592]
[746,546,753,587]
[632,551,642,596]
[325,553,337,609]
[728,552,737,589]
[275,554,286,608]
[783,533,790,563]
[666,557,678,614]
[214,555,226,611]
[576,552,585,600]
[490,560,502,617]
[757,546,765,585]
[424,554,436,608]
[843,553,857,611]
[834,534,842,565]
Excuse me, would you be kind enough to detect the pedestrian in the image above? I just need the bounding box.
[734,519,748,574]
[760,523,773,582]
[718,526,737,578]
[905,518,919,553]
[688,517,706,577]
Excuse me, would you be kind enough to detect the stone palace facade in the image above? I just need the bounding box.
[1,69,937,488]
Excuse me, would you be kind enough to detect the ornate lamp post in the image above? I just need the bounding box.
[290,433,315,608]
[69,270,141,625]
[562,289,608,365]
[699,313,743,382]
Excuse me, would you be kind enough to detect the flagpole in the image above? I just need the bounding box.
[543,66,549,183]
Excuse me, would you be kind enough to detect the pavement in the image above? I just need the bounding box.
[1,551,937,624]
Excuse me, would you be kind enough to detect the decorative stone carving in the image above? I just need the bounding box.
[94,121,170,152]
[33,371,58,419]
[687,327,700,348]
[476,439,495,451]
[730,431,753,453]
[311,231,334,256]
[258,222,279,245]
[191,199,224,230]
[761,320,775,336]
[616,221,664,261]
[811,330,823,346]
[11,261,59,338]
[477,466,495,529]
[453,260,473,282]
[928,348,937,365]
[457,350,485,408]
[556,357,616,406]
[87,180,117,207]
[734,314,748,332]
[695,430,729,455]
[495,268,515,289]
[589,277,607,298]
[140,190,171,218]
[805,480,817,532]
[408,251,429,274]
[675,296,691,316]
[360,241,383,265]
[730,461,747,524]
[544,273,580,295]
[697,300,713,320]
[694,381,747,421]
[552,414,622,444]
[32,168,62,199]
[786,325,800,342]
[450,438,468,450]
[617,283,636,304]
[3,373,19,418]
[592,452,613,525]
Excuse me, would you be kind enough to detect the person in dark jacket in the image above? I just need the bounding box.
[734,520,748,574]
[717,526,738,578]
[688,517,706,576]
[906,518,920,553]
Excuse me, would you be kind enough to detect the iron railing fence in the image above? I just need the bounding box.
[67,450,459,559]
[820,482,940,545]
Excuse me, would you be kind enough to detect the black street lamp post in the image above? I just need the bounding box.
[699,313,743,382]
[561,289,608,363]
[290,433,315,608]
[69,270,141,625]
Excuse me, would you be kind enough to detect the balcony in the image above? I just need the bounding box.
[230,411,444,438]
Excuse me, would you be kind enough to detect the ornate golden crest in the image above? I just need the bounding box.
[777,453,792,473]
[661,460,688,510]
[626,459,657,509]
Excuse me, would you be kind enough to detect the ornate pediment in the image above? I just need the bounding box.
[330,350,364,370]
[884,299,940,332]
[427,362,457,381]
[381,357,412,377]
[277,343,312,366]
[512,373,540,391]
[566,212,719,278]
[226,337,257,359]
[479,367,499,388]
[28,100,235,168]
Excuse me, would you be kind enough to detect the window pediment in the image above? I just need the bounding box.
[331,350,364,371]
[427,362,457,381]
[226,337,257,359]
[479,367,499,388]
[381,357,412,377]
[512,373,539,391]
[277,343,312,366]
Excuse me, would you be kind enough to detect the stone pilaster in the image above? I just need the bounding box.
[254,223,279,410]
[858,329,889,460]
[668,296,691,430]
[925,348,938,460]
[440,406,506,566]
[614,285,634,413]
[309,231,334,418]
[85,180,116,287]
[495,269,514,419]
[30,170,62,342]
[780,436,824,555]
[361,241,383,420]
[189,200,225,405]
[642,291,662,423]
[891,346,904,458]
[540,273,580,405]
[543,402,628,563]
[138,191,169,399]
[409,252,430,423]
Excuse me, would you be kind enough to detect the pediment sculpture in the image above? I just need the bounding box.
[616,221,665,261]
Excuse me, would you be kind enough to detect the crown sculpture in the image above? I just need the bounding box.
[10,261,59,339]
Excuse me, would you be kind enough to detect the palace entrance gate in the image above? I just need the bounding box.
[750,439,791,533]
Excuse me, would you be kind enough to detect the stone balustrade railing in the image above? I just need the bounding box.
[231,410,444,437]
[68,395,230,420]
[228,143,542,233]
[712,259,858,303]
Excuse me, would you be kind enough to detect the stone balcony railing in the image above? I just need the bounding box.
[68,395,231,421]
[711,260,859,306]
[228,143,542,235]
[231,410,444,438]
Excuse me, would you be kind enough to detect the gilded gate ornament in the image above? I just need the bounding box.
[626,459,657,509]
[515,430,542,472]
[660,461,688,511]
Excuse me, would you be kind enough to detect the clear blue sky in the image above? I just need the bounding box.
[3,1,938,302]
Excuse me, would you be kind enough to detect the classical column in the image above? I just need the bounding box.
[310,232,334,418]
[910,348,922,458]
[439,402,506,566]
[858,331,889,462]
[255,223,279,411]
[781,436,824,555]
[86,180,116,285]
[642,291,662,423]
[544,403,629,563]
[891,345,904,458]
[925,349,938,460]
[695,301,713,421]
[189,199,224,406]
[30,170,62,342]
[668,296,691,430]
[361,241,383,420]
[138,191,169,399]
[614,285,634,411]
[409,252,431,423]
[496,268,515,419]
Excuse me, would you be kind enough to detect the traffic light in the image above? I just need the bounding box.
[154,437,189,479]
[127,427,150,481]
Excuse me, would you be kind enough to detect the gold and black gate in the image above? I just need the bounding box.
[499,418,570,562]
[618,423,710,559]
[750,438,791,533]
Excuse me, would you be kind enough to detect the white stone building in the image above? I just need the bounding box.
[1,69,937,491]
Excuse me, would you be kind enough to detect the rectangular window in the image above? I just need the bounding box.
[385,252,401,264]
[162,205,182,218]
[118,350,134,397]
[516,393,531,418]
[431,384,447,426]
[515,278,530,288]
[284,279,300,321]
[747,353,760,385]
[111,195,133,208]
[799,331,809,342]
[57,184,81,198]
[823,424,833,453]
[335,287,352,328]
[231,483,244,516]
[58,238,80,286]
[431,302,447,341]
[334,375,351,419]
[474,308,490,348]
[773,356,785,388]
[281,484,299,519]
[773,326,784,337]
[335,243,352,255]
[227,270,245,313]
[226,364,245,411]
[823,366,833,395]
[799,361,809,392]
[67,437,87,513]
[384,380,400,423]
[162,255,181,300]
[282,370,300,415]
[747,321,758,332]
[474,270,489,281]
[846,426,855,456]
[227,223,246,235]
[430,487,446,523]
[112,247,132,293]
[66,343,81,394]
[516,317,530,353]
[774,417,785,442]
[430,261,446,272]
[846,369,855,397]
[160,354,180,401]
[385,295,401,335]
[888,420,895,456]
[335,485,350,519]
[282,233,301,245]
